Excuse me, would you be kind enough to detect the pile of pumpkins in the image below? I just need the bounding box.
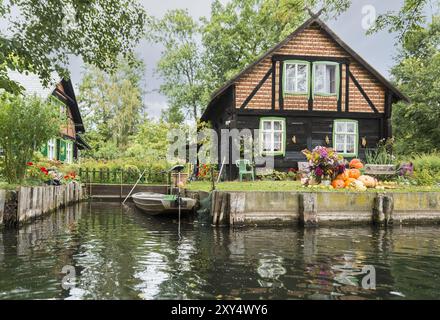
[331,159,378,192]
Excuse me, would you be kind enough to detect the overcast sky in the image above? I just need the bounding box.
[5,1,436,118]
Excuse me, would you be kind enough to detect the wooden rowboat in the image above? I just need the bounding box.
[132,192,196,216]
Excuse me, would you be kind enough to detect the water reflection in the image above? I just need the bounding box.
[1,202,440,299]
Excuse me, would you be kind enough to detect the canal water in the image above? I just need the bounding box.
[1,202,440,300]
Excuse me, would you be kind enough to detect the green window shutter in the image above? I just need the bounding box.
[41,142,48,157]
[59,139,67,162]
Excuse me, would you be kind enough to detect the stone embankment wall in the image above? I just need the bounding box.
[201,191,440,227]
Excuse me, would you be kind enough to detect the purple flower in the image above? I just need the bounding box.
[315,167,324,177]
[399,163,414,176]
[319,149,328,158]
[338,164,346,174]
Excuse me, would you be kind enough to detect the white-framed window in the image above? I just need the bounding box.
[333,120,358,157]
[314,62,339,95]
[260,118,286,156]
[284,61,309,95]
[66,141,73,164]
[47,138,57,160]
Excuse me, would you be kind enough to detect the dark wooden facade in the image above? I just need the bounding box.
[201,16,408,180]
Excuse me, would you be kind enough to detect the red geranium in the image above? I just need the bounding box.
[40,167,49,175]
[27,162,34,166]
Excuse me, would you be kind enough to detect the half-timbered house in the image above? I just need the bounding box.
[201,14,409,180]
[7,71,89,163]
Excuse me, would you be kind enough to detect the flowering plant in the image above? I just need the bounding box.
[62,172,79,184]
[26,162,50,183]
[302,146,346,182]
[197,164,218,181]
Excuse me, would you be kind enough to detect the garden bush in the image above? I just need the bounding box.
[405,153,440,185]
[74,158,172,184]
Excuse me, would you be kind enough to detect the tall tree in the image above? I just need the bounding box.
[149,1,350,122]
[0,0,146,93]
[201,0,351,93]
[147,9,206,122]
[391,17,440,154]
[78,58,146,159]
[369,0,437,40]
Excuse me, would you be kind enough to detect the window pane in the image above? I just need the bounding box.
[335,134,345,144]
[263,133,272,151]
[263,121,272,130]
[274,133,282,151]
[346,122,355,133]
[273,121,282,131]
[285,64,296,92]
[327,65,336,93]
[335,143,345,153]
[315,64,325,93]
[346,144,355,154]
[335,122,346,133]
[297,64,307,92]
[346,135,355,153]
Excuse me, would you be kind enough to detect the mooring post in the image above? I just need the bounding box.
[218,192,230,227]
[373,195,385,224]
[299,193,318,226]
[383,195,394,225]
[0,189,5,227]
[373,194,393,225]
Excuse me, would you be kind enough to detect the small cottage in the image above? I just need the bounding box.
[201,14,409,180]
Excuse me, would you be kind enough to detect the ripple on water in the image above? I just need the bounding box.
[2,203,440,299]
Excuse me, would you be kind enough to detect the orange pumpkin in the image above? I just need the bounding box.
[349,159,364,169]
[348,169,361,179]
[345,178,357,188]
[332,179,345,189]
[336,171,349,181]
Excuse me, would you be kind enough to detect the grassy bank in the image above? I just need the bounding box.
[185,180,440,193]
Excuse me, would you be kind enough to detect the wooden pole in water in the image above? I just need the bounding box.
[122,169,147,205]
[210,166,216,191]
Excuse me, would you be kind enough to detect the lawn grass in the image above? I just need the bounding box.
[185,180,440,193]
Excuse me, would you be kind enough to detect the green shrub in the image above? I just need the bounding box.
[406,153,440,185]
[73,158,172,184]
[257,170,288,181]
[365,138,395,165]
[0,93,61,183]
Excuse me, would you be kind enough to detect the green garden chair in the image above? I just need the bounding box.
[235,159,254,182]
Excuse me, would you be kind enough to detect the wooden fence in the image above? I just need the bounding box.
[1,182,84,227]
[78,168,167,185]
